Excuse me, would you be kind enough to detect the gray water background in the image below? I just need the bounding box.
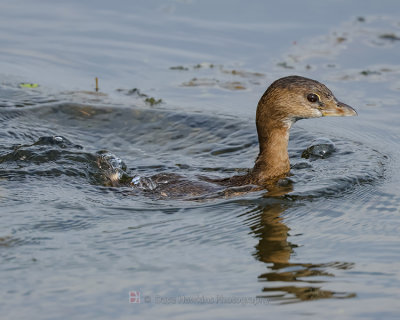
[1,0,400,319]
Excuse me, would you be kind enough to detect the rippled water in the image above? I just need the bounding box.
[1,1,400,319]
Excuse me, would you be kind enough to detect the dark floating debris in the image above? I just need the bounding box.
[302,138,336,159]
[379,33,400,41]
[122,88,148,97]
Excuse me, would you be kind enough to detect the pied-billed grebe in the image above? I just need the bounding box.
[216,75,357,187]
[105,75,357,196]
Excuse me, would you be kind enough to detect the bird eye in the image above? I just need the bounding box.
[307,93,319,103]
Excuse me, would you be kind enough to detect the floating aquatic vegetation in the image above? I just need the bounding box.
[336,67,397,81]
[144,97,163,106]
[360,70,381,76]
[170,63,264,90]
[277,62,294,69]
[193,62,215,69]
[19,83,39,88]
[169,62,215,70]
[169,65,189,70]
[219,81,246,90]
[170,63,264,78]
[220,68,264,78]
[116,88,163,106]
[182,77,217,87]
[181,78,246,90]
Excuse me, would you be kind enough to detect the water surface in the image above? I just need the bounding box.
[1,1,400,319]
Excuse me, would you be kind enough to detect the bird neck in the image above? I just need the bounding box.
[252,125,291,184]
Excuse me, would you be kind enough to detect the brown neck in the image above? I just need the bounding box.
[252,125,291,184]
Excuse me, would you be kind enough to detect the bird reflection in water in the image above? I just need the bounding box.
[246,183,356,303]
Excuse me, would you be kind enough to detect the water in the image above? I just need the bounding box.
[1,1,400,319]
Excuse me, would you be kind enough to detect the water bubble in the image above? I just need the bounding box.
[130,175,157,191]
[301,138,336,159]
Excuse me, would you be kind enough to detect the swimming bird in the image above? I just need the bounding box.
[104,75,357,197]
